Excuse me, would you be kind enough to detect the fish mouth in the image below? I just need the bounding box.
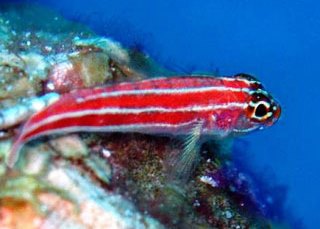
[266,103,282,126]
[274,104,282,121]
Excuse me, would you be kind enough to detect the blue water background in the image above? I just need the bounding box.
[7,0,320,228]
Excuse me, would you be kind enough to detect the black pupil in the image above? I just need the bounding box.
[255,104,268,117]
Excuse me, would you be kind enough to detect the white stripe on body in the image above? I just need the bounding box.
[218,76,259,85]
[76,86,252,103]
[7,120,209,168]
[24,103,248,137]
[18,121,201,152]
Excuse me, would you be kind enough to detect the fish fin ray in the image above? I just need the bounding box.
[171,120,203,180]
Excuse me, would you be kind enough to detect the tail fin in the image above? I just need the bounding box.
[6,138,23,168]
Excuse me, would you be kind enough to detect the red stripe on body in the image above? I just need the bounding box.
[67,76,251,98]
[37,90,247,115]
[10,76,254,167]
[109,76,249,91]
[8,75,282,168]
[21,111,207,141]
[28,76,251,124]
[21,105,246,143]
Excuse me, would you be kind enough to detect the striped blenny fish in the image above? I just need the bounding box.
[7,74,281,169]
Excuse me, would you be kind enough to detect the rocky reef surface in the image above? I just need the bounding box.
[0,3,292,229]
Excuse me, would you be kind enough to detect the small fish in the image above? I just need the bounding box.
[7,74,281,170]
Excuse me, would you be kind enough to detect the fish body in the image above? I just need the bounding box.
[7,74,281,167]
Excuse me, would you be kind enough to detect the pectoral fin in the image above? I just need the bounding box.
[172,120,203,179]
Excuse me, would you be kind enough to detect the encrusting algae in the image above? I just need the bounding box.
[0,3,294,229]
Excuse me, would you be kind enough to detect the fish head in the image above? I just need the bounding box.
[232,74,281,134]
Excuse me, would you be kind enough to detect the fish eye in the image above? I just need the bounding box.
[247,91,275,122]
[250,100,272,122]
[246,91,281,125]
[255,102,268,117]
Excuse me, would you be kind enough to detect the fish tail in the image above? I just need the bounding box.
[6,137,23,168]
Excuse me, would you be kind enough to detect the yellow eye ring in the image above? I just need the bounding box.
[252,101,272,120]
